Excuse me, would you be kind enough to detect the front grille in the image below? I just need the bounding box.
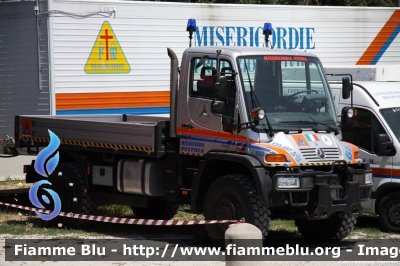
[300,148,340,161]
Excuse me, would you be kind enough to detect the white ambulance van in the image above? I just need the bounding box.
[330,81,400,232]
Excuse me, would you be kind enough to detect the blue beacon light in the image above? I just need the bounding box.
[263,22,273,48]
[187,19,197,47]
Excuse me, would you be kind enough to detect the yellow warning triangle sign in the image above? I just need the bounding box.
[85,21,130,74]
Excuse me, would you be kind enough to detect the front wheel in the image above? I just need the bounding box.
[295,213,356,240]
[378,192,400,233]
[203,174,270,241]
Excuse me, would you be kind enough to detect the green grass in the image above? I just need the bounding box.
[174,204,205,221]
[96,204,133,217]
[347,215,395,239]
[0,176,29,189]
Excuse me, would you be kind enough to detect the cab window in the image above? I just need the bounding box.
[189,58,217,99]
[188,57,236,133]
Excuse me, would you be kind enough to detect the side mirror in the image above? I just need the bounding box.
[214,76,227,100]
[342,77,352,99]
[211,101,225,115]
[375,134,396,156]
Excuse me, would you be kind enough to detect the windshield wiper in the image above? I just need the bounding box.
[308,116,340,135]
[279,119,339,135]
[243,60,274,137]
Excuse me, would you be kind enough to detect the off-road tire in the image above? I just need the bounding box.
[131,200,179,220]
[378,192,400,233]
[203,174,270,242]
[295,213,356,240]
[47,162,96,228]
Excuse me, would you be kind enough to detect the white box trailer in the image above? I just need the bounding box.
[325,65,400,82]
[1,0,400,138]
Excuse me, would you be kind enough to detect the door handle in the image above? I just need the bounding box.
[181,123,194,129]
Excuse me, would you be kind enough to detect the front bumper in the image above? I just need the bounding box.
[312,182,365,219]
[268,166,373,220]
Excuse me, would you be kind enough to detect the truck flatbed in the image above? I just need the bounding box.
[15,114,169,158]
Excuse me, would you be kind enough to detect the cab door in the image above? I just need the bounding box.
[340,106,393,210]
[185,56,221,131]
[179,54,238,154]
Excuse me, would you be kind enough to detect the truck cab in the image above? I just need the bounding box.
[173,47,372,240]
[330,81,400,232]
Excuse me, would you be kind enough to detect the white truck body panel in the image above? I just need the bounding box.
[331,81,400,215]
[325,65,400,82]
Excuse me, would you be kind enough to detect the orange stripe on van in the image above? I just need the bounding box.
[357,10,400,65]
[371,168,391,176]
[371,168,400,177]
[56,91,170,110]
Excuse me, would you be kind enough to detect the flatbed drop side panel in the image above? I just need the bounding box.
[15,115,169,158]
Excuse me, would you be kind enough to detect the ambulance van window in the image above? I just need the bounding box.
[341,108,386,153]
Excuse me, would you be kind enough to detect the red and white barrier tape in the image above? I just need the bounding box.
[0,201,239,226]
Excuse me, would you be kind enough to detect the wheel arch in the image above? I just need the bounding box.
[190,152,272,213]
[374,183,400,213]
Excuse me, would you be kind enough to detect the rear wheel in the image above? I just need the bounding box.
[295,212,356,240]
[378,192,400,233]
[203,174,270,242]
[48,162,96,228]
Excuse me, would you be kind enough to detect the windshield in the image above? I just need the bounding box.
[381,108,400,142]
[237,55,337,133]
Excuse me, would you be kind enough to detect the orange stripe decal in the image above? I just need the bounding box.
[357,10,400,65]
[253,143,297,166]
[341,141,360,163]
[371,167,391,176]
[178,127,255,143]
[56,91,170,110]
[371,168,400,177]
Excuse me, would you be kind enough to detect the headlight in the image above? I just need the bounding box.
[342,107,357,118]
[257,109,265,120]
[277,177,300,188]
[346,108,354,118]
[364,173,373,184]
[250,107,265,120]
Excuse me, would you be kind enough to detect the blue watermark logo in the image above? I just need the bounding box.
[29,130,62,220]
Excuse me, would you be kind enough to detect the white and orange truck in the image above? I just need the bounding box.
[13,32,373,241]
